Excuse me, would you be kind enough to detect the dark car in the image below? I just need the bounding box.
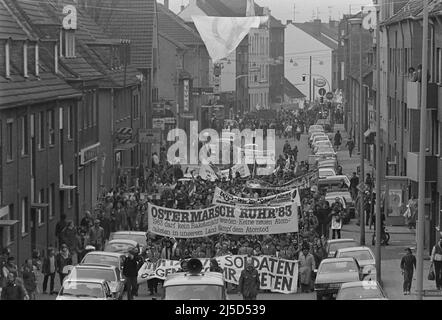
[314,257,362,300]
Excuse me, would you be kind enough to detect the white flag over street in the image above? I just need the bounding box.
[192,15,267,62]
[362,10,377,30]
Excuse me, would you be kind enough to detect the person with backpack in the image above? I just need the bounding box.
[430,238,442,290]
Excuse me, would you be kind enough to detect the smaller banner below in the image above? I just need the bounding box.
[137,255,299,294]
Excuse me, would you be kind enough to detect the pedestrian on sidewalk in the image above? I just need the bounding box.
[350,172,359,201]
[400,248,416,295]
[56,244,72,286]
[298,244,315,293]
[330,209,343,239]
[346,138,355,158]
[123,249,139,300]
[430,238,442,290]
[334,130,342,150]
[21,258,37,300]
[42,248,56,295]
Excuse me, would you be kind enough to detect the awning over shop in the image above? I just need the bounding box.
[115,143,136,151]
[0,220,19,227]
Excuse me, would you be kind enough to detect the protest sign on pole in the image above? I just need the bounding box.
[147,202,298,238]
[137,255,299,294]
[213,187,300,206]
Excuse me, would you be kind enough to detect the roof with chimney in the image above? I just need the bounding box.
[157,3,204,46]
[0,1,81,109]
[382,0,442,25]
[283,77,306,99]
[293,20,339,49]
[93,0,156,69]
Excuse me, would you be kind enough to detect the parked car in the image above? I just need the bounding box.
[312,135,330,149]
[318,158,338,170]
[104,239,139,254]
[315,118,332,132]
[309,132,327,145]
[308,124,324,133]
[318,175,350,191]
[63,264,126,299]
[319,167,336,178]
[336,281,388,300]
[334,246,377,281]
[313,140,334,153]
[325,238,358,258]
[314,257,362,300]
[56,279,115,300]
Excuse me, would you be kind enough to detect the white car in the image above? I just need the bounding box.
[319,167,336,178]
[314,146,336,155]
[336,281,388,300]
[308,124,324,133]
[109,231,147,249]
[309,131,327,144]
[313,140,333,153]
[334,246,377,281]
[56,278,114,300]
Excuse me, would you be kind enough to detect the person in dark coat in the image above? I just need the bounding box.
[123,249,139,300]
[56,244,72,286]
[55,214,67,249]
[334,131,342,150]
[400,248,416,295]
[238,258,260,300]
[1,273,28,300]
[21,258,37,300]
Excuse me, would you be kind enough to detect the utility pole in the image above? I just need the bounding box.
[359,21,365,246]
[416,0,429,301]
[375,4,382,283]
[309,55,312,102]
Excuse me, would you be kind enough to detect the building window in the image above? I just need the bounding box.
[20,115,28,156]
[49,184,55,219]
[39,111,45,149]
[21,197,28,235]
[61,30,76,58]
[38,189,45,225]
[67,105,74,139]
[48,109,55,145]
[68,175,74,208]
[6,120,13,161]
[8,204,14,243]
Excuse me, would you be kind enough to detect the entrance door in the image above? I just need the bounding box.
[30,208,37,251]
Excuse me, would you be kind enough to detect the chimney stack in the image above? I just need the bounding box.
[313,19,322,36]
[164,0,169,10]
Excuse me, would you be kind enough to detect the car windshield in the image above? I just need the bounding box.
[337,286,384,300]
[60,281,104,298]
[111,234,146,246]
[71,268,116,282]
[105,242,136,253]
[329,241,357,253]
[320,170,335,177]
[320,261,359,273]
[314,137,328,142]
[338,250,374,261]
[82,254,119,268]
[164,285,223,300]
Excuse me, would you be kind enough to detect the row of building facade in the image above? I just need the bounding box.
[335,0,442,252]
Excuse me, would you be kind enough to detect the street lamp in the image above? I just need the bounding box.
[348,14,365,246]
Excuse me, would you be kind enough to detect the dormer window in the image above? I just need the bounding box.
[60,29,75,58]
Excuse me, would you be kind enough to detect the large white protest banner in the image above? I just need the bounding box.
[137,255,298,294]
[147,202,298,238]
[213,187,300,206]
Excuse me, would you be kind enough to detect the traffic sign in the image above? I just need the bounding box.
[318,88,326,96]
[315,78,326,88]
[326,92,334,100]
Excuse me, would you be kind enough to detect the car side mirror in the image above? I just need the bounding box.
[62,265,73,275]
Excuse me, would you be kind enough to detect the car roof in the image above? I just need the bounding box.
[340,281,381,289]
[336,246,373,253]
[84,251,125,258]
[74,264,117,270]
[164,272,224,287]
[321,257,357,264]
[111,231,146,236]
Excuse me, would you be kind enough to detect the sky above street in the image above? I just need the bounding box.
[168,0,374,23]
